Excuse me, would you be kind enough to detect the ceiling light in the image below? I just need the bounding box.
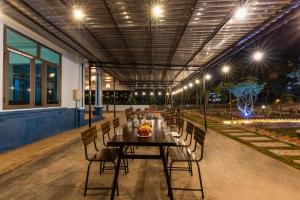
[73,8,85,20]
[158,92,162,96]
[253,51,264,61]
[166,92,169,96]
[205,74,211,80]
[150,92,154,96]
[123,12,127,15]
[189,83,193,88]
[196,12,202,16]
[125,15,129,19]
[152,5,162,18]
[142,92,146,96]
[105,83,110,89]
[222,65,230,73]
[134,92,138,96]
[183,85,188,90]
[234,6,248,20]
[195,79,200,84]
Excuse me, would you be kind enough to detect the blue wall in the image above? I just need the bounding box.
[0,107,103,152]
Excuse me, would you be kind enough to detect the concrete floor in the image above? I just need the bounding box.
[0,112,300,200]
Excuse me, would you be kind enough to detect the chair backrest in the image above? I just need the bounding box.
[113,118,120,129]
[186,121,194,135]
[193,127,206,160]
[165,117,176,127]
[125,108,134,120]
[178,118,184,129]
[194,127,205,146]
[101,121,110,146]
[81,126,98,160]
[81,126,97,146]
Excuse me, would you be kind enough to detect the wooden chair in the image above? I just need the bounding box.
[125,108,134,121]
[177,121,194,148]
[113,118,120,135]
[100,121,128,174]
[177,118,184,137]
[80,126,119,196]
[168,126,206,199]
[166,121,194,175]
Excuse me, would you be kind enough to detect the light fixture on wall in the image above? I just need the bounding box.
[105,83,111,89]
[91,75,96,82]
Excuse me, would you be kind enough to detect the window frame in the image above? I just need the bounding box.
[3,26,62,110]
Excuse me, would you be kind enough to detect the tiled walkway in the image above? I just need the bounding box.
[0,112,300,199]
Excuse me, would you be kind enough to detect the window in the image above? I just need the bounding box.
[3,27,61,109]
[6,29,38,56]
[46,65,59,104]
[8,52,31,106]
[41,46,60,65]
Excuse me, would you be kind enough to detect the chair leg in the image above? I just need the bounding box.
[168,161,174,196]
[113,162,120,196]
[122,159,127,174]
[100,161,104,174]
[102,162,106,173]
[84,161,92,196]
[188,161,193,176]
[196,162,204,199]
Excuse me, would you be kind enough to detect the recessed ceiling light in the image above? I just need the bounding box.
[73,8,85,20]
[125,15,129,19]
[152,5,162,18]
[234,6,248,20]
[196,12,202,16]
[253,51,264,61]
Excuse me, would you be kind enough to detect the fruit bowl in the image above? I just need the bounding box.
[137,125,152,138]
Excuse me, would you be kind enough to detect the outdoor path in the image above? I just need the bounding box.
[0,112,300,199]
[185,111,300,170]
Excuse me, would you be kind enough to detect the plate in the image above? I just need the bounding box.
[137,132,152,138]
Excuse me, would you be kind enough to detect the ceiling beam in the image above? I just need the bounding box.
[182,0,300,84]
[162,0,199,81]
[172,0,246,82]
[101,66,198,71]
[102,0,135,63]
[91,61,201,68]
[59,0,119,63]
[12,0,100,62]
[6,0,122,80]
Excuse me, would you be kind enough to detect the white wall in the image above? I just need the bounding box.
[61,56,82,108]
[0,14,84,110]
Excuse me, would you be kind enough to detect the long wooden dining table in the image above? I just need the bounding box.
[107,119,177,200]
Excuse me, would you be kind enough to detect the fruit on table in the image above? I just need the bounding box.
[142,120,152,127]
[138,125,151,136]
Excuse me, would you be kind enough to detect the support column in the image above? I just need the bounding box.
[94,68,103,118]
[202,77,207,131]
[113,77,116,118]
[88,63,92,128]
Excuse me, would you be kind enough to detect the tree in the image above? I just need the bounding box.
[287,70,300,85]
[229,77,265,118]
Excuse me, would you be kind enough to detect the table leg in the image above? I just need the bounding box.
[160,146,174,200]
[110,146,124,200]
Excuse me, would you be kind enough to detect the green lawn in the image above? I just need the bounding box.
[266,127,300,139]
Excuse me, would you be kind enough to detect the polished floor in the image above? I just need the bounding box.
[0,112,300,200]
